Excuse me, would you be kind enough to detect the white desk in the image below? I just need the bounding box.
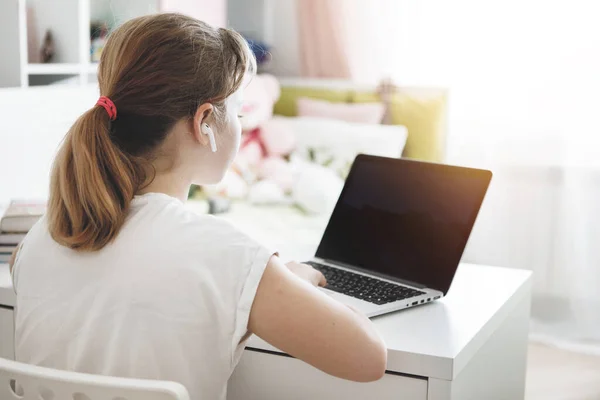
[0,263,15,360]
[0,262,532,400]
[228,263,532,400]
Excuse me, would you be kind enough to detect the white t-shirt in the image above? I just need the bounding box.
[12,193,274,400]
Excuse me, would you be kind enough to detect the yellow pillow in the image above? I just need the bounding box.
[352,91,447,162]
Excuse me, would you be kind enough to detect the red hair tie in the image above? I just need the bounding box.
[96,96,117,121]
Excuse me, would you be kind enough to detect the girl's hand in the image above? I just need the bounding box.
[285,261,327,287]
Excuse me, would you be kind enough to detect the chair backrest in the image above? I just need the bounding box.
[0,357,190,400]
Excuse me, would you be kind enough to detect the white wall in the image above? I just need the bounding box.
[0,0,22,87]
[227,0,301,77]
[227,0,265,38]
[0,85,99,203]
[90,1,225,29]
[91,0,160,27]
[162,0,226,27]
[267,0,300,77]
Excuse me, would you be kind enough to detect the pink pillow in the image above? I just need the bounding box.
[296,97,385,124]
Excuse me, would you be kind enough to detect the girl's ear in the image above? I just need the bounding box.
[191,102,214,145]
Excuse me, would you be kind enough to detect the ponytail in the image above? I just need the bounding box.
[47,13,255,251]
[47,106,143,251]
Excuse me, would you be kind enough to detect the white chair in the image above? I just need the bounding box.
[0,357,190,400]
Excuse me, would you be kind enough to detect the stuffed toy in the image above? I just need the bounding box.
[211,74,296,201]
[204,74,344,214]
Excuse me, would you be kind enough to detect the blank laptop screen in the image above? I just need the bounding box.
[315,155,491,294]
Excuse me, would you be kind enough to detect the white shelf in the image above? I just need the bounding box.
[27,63,81,75]
[1,0,224,87]
[27,0,81,65]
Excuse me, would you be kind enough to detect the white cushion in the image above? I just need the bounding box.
[276,116,407,178]
[292,162,344,215]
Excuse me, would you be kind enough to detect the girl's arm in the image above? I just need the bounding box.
[248,256,387,382]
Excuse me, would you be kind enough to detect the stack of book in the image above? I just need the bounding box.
[0,200,46,263]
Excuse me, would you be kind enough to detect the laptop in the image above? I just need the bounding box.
[305,155,492,318]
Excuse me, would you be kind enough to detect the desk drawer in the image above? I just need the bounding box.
[228,349,427,400]
[0,307,14,360]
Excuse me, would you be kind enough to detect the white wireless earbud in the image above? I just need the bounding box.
[201,122,217,153]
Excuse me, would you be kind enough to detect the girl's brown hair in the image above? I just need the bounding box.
[47,13,255,251]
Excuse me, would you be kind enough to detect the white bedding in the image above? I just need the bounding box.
[186,200,328,262]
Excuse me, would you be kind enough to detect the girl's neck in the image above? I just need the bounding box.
[137,170,191,203]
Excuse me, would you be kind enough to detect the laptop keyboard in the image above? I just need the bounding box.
[306,261,426,305]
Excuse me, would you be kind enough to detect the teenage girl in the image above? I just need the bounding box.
[10,13,386,399]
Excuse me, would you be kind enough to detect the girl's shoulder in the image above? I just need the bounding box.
[128,192,261,252]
